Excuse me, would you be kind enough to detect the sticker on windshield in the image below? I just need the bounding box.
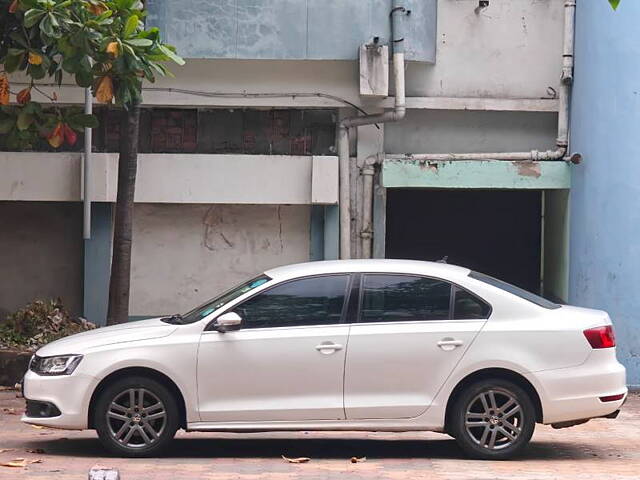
[249,278,269,288]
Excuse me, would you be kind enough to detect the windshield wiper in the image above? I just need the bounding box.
[160,314,183,325]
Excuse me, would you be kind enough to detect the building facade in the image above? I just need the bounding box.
[2,1,573,348]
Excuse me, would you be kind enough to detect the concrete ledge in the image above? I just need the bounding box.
[0,349,31,386]
[382,159,572,190]
[0,153,339,204]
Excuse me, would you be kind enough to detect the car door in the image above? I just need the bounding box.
[197,274,352,423]
[344,274,490,420]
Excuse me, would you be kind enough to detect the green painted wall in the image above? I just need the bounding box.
[543,190,570,303]
[382,160,572,190]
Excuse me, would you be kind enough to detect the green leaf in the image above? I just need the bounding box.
[0,118,15,135]
[609,0,621,9]
[62,55,80,73]
[9,33,29,49]
[75,69,94,88]
[124,14,138,38]
[28,64,46,79]
[16,111,35,131]
[158,45,185,66]
[4,53,25,73]
[67,113,99,129]
[22,102,43,115]
[125,38,152,47]
[23,9,46,28]
[39,15,55,39]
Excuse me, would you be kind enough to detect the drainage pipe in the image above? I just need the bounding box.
[83,87,93,240]
[386,0,575,164]
[339,0,407,259]
[360,156,377,258]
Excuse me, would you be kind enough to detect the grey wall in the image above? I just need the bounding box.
[129,204,311,316]
[384,110,558,154]
[0,202,83,318]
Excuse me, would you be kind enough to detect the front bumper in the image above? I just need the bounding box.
[21,370,97,430]
[531,349,627,425]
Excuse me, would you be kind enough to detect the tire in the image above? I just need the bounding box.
[450,378,536,460]
[94,376,180,457]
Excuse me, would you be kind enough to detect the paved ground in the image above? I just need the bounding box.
[0,390,638,480]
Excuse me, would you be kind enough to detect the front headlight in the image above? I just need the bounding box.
[30,354,83,376]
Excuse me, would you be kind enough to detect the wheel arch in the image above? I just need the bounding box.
[88,366,187,429]
[444,367,543,433]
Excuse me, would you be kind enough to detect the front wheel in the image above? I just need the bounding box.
[94,376,179,457]
[450,379,536,460]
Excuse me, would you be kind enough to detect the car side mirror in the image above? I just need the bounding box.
[213,312,242,333]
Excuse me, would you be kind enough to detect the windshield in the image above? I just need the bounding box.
[468,271,560,310]
[178,274,272,324]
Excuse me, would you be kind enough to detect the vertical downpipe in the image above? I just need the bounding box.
[557,0,575,149]
[360,0,406,258]
[83,88,93,240]
[338,124,351,260]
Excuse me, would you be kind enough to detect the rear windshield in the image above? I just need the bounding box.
[468,271,560,310]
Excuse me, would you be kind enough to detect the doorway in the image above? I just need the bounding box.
[385,189,542,293]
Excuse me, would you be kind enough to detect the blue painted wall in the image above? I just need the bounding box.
[83,203,112,327]
[569,1,640,385]
[146,0,436,62]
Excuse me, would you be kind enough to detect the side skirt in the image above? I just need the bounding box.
[186,419,443,433]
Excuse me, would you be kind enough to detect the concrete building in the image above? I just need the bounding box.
[569,1,640,386]
[1,1,572,332]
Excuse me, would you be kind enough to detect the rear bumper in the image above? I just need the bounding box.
[531,349,627,425]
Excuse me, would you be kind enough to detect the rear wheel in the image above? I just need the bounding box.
[450,379,535,460]
[94,376,179,457]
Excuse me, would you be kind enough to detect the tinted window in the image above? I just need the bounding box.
[360,274,451,322]
[469,271,560,310]
[453,287,491,319]
[234,275,349,329]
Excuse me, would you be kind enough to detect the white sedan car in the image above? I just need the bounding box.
[22,260,626,459]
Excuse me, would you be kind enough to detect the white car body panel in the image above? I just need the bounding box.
[197,325,349,422]
[21,259,627,436]
[344,319,485,419]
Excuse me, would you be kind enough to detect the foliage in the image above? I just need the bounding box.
[0,298,96,350]
[0,0,183,149]
[609,0,620,10]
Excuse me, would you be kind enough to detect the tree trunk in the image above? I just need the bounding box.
[106,104,141,325]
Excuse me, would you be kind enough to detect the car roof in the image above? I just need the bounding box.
[264,259,471,281]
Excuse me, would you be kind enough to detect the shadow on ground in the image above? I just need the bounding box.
[23,435,602,461]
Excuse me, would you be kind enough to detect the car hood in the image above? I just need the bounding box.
[36,318,178,356]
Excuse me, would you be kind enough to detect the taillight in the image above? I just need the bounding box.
[583,325,616,349]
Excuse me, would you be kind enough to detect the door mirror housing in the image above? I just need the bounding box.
[213,312,242,333]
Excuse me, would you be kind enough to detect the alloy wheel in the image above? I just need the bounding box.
[464,388,523,450]
[106,388,167,448]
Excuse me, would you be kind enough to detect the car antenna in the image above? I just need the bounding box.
[436,256,448,264]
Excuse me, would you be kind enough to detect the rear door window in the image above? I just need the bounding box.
[453,286,491,319]
[360,274,451,322]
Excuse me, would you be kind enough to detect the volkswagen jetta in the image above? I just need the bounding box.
[22,260,627,459]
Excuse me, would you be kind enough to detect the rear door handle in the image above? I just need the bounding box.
[437,338,464,350]
[315,342,343,354]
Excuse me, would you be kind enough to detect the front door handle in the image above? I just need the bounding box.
[437,338,464,351]
[315,342,343,354]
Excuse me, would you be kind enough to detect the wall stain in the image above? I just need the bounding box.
[515,160,541,178]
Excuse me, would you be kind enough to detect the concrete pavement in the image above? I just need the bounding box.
[0,390,638,479]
